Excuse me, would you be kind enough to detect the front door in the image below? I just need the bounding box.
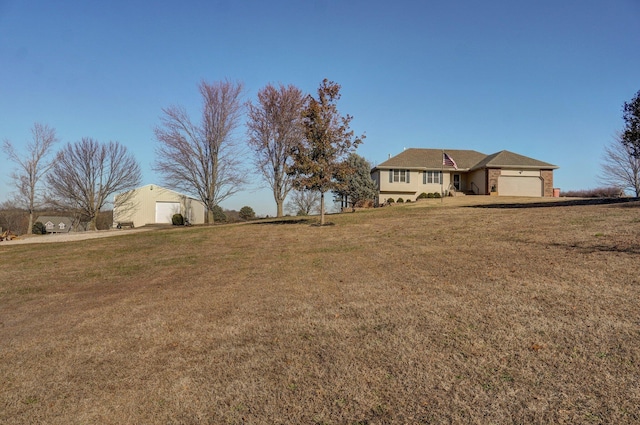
[453,174,460,191]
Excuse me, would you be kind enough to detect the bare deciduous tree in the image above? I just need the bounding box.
[289,79,364,225]
[285,189,320,216]
[47,138,142,230]
[246,83,305,217]
[154,80,247,223]
[2,123,58,234]
[0,200,28,235]
[600,134,640,197]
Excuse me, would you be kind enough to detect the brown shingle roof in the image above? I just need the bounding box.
[374,148,558,171]
[375,148,488,170]
[470,150,558,170]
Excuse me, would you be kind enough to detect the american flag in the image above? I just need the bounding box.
[443,152,458,170]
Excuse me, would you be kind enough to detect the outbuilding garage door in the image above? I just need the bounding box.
[498,176,542,197]
[155,202,180,223]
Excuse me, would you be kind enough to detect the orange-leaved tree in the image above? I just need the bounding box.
[288,79,365,225]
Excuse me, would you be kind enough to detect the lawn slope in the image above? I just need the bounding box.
[1,199,639,424]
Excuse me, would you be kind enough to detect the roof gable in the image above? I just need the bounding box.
[471,150,558,170]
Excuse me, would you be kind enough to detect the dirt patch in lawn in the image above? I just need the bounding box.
[1,197,639,424]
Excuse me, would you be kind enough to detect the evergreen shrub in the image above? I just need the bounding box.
[172,214,184,226]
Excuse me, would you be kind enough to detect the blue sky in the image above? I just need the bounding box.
[1,0,639,215]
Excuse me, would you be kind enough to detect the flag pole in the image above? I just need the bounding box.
[441,149,444,204]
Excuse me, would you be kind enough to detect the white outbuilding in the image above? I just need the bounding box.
[113,184,206,228]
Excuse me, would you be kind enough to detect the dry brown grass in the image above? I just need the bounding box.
[1,196,639,424]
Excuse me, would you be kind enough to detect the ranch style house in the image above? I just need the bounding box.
[371,148,558,204]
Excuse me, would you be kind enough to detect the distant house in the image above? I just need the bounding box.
[34,216,84,234]
[371,149,559,204]
[113,184,207,228]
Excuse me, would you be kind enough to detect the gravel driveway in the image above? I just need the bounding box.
[0,228,156,245]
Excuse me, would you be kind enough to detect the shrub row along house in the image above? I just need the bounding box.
[371,148,558,204]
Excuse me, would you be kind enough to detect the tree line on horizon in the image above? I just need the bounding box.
[1,79,378,234]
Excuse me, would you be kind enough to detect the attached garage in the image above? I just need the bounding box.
[498,175,543,197]
[155,202,181,224]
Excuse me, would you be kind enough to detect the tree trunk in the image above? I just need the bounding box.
[27,211,34,235]
[276,200,283,217]
[207,208,214,224]
[27,193,35,235]
[320,191,325,225]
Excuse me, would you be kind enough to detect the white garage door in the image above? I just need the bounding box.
[498,176,542,197]
[155,202,180,223]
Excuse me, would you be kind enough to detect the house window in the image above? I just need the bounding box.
[59,222,65,230]
[389,169,410,183]
[45,222,54,230]
[423,171,441,184]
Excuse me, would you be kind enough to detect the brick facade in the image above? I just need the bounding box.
[487,169,501,194]
[541,169,554,197]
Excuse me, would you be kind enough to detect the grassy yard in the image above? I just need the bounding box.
[1,197,639,424]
